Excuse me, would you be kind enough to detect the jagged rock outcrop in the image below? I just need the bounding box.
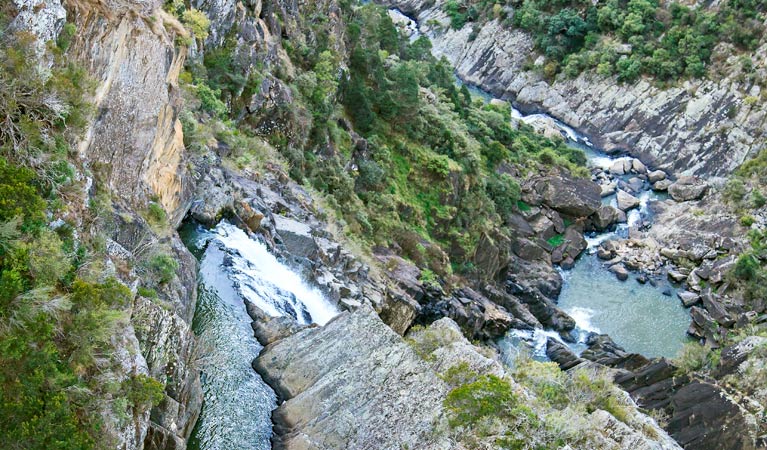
[379,0,766,177]
[255,304,683,450]
[569,335,767,450]
[253,305,452,450]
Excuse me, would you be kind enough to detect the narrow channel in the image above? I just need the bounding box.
[182,221,338,450]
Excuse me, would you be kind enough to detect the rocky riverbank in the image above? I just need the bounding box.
[378,0,767,178]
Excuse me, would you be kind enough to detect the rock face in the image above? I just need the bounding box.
[382,0,765,177]
[254,306,451,450]
[576,336,767,450]
[69,0,193,225]
[12,2,203,449]
[10,0,66,53]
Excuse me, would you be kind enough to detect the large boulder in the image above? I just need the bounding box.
[534,174,602,217]
[668,176,709,202]
[616,189,641,211]
[591,205,622,230]
[648,170,667,183]
[253,306,450,450]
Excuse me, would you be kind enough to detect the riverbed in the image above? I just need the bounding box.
[183,221,338,450]
[386,6,692,360]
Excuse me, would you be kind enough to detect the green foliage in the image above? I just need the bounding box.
[122,374,165,410]
[674,342,721,374]
[445,374,518,427]
[505,0,767,81]
[445,0,479,29]
[148,253,179,284]
[0,27,91,175]
[547,234,565,247]
[406,323,464,359]
[729,228,767,304]
[147,202,168,226]
[182,9,211,41]
[195,83,228,118]
[0,158,47,229]
[137,286,159,299]
[56,23,77,51]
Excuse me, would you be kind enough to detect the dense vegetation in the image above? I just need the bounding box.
[0,19,165,449]
[443,0,767,83]
[182,1,586,281]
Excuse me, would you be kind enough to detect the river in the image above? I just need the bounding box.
[182,221,338,450]
[387,6,690,359]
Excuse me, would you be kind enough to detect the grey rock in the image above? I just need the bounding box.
[677,291,701,308]
[616,190,641,211]
[648,170,667,183]
[652,179,673,191]
[253,306,450,450]
[610,264,629,281]
[631,158,648,174]
[274,215,318,259]
[592,205,622,230]
[534,174,602,217]
[668,177,709,202]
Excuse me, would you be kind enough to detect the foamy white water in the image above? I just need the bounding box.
[567,306,601,334]
[212,221,338,326]
[501,328,565,361]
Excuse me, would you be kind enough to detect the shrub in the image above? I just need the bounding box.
[122,374,165,410]
[196,84,228,118]
[445,375,518,427]
[147,202,168,225]
[675,342,721,374]
[0,158,47,229]
[137,286,158,299]
[148,254,179,284]
[181,9,210,41]
[56,23,77,51]
[407,323,464,359]
[547,234,565,247]
[26,230,69,286]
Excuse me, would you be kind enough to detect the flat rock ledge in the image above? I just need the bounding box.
[252,305,450,450]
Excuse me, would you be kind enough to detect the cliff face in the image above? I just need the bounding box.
[11,0,203,448]
[68,0,193,225]
[380,0,767,178]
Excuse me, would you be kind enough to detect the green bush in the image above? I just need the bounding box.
[122,374,165,410]
[148,253,179,284]
[147,202,168,225]
[181,9,210,41]
[0,158,47,229]
[196,84,228,118]
[675,342,721,374]
[445,375,518,427]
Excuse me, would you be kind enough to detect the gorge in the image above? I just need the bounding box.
[1,0,766,449]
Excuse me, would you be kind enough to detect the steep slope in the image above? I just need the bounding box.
[381,0,767,177]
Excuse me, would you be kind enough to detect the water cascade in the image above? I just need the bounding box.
[185,221,338,450]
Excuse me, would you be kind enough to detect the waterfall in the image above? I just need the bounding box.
[212,221,338,325]
[187,220,338,450]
